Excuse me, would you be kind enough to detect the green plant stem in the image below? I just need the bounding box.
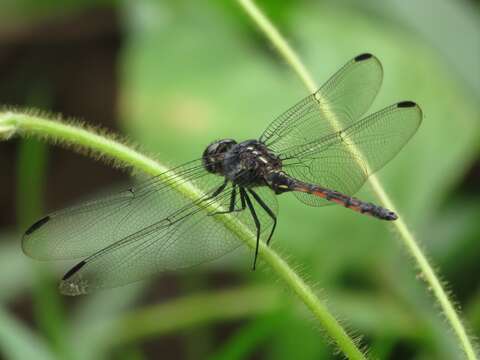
[236,0,478,359]
[6,113,166,174]
[0,113,366,359]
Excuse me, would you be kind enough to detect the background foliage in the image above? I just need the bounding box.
[0,0,479,359]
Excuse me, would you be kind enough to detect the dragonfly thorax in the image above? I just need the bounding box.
[222,140,282,187]
[203,139,282,187]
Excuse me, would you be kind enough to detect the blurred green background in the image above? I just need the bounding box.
[0,0,479,359]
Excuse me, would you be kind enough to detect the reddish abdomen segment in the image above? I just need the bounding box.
[291,181,398,221]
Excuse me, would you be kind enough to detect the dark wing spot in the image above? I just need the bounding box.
[62,260,86,280]
[25,216,50,235]
[354,53,373,62]
[397,101,416,108]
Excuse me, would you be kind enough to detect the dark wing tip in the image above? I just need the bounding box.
[62,260,86,280]
[397,101,417,108]
[24,216,50,235]
[354,53,373,62]
[60,262,90,296]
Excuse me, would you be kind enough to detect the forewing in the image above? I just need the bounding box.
[22,159,212,260]
[285,102,422,206]
[59,184,278,295]
[260,53,383,153]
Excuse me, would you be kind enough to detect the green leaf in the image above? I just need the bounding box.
[0,307,55,360]
[209,314,284,360]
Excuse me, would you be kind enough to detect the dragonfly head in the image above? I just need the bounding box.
[202,139,237,175]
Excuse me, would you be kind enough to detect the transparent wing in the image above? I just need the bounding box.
[22,159,213,260]
[260,53,383,153]
[59,184,277,295]
[284,102,422,206]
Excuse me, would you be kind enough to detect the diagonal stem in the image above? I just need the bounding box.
[0,112,367,359]
[236,0,478,359]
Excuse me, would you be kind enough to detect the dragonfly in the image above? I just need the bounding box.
[22,53,422,295]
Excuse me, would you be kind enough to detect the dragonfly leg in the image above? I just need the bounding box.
[239,186,246,210]
[210,184,247,215]
[248,189,277,246]
[211,178,229,197]
[207,179,231,216]
[227,185,238,212]
[241,187,261,270]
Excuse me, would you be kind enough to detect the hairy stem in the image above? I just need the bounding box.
[1,112,366,359]
[236,0,478,359]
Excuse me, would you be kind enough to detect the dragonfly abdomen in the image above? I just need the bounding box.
[290,180,397,221]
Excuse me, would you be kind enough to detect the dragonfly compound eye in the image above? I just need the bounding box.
[202,139,237,174]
